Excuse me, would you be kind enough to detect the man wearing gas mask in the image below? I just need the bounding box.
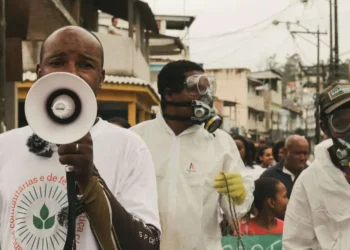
[131,60,254,250]
[283,82,350,249]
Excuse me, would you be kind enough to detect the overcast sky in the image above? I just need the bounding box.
[143,0,350,71]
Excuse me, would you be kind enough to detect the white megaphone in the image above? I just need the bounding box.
[24,72,97,145]
[25,72,97,250]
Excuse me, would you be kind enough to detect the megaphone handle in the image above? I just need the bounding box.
[64,166,77,250]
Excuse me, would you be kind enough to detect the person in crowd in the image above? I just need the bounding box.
[238,177,288,235]
[258,137,267,148]
[256,145,274,168]
[0,26,161,250]
[234,135,265,180]
[283,82,350,249]
[108,17,122,36]
[273,139,285,164]
[261,135,309,199]
[220,135,264,236]
[131,60,254,250]
[266,139,275,147]
[247,139,257,162]
[108,117,131,128]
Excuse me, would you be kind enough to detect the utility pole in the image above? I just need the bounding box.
[316,28,321,144]
[329,0,333,83]
[0,0,6,133]
[334,0,339,79]
[290,27,327,144]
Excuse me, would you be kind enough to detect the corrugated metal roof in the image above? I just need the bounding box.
[24,71,148,85]
[247,76,264,85]
[104,75,148,84]
[22,71,160,100]
[150,57,174,63]
[23,71,37,81]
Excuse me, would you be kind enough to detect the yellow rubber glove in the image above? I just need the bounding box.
[213,171,247,205]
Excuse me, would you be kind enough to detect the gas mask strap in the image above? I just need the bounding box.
[163,113,192,121]
[163,101,193,107]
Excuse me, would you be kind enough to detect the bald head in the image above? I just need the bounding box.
[284,134,309,173]
[37,25,105,94]
[40,26,104,67]
[285,135,308,150]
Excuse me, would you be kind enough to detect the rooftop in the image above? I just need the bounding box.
[155,14,195,30]
[249,70,282,80]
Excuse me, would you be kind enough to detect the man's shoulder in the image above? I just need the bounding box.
[297,161,318,180]
[130,119,157,135]
[96,119,149,150]
[214,129,231,138]
[211,129,235,145]
[0,126,31,143]
[260,165,281,177]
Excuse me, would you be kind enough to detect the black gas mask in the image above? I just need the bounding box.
[327,108,350,168]
[162,74,222,133]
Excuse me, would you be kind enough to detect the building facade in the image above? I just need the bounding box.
[12,0,160,129]
[206,68,267,138]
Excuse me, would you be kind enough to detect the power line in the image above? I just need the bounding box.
[339,50,350,57]
[294,33,317,46]
[186,3,297,40]
[291,35,313,64]
[286,22,330,47]
[190,24,272,55]
[203,25,272,66]
[254,35,291,70]
[295,32,330,48]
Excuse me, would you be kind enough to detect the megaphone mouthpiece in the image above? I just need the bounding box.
[46,89,81,124]
[51,95,76,119]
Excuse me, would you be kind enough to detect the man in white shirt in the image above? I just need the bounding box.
[131,60,254,250]
[0,26,160,250]
[283,82,350,249]
[261,135,309,199]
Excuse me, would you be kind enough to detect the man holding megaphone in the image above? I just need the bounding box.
[0,26,161,250]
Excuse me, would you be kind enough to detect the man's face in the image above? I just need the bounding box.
[284,139,309,172]
[37,27,105,94]
[164,70,204,120]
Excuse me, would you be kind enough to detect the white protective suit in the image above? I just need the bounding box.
[131,114,254,250]
[283,139,350,250]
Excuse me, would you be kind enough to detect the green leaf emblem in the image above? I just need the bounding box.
[44,215,55,229]
[33,203,55,230]
[33,215,43,229]
[40,203,49,220]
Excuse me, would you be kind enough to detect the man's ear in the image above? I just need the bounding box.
[36,64,41,79]
[98,69,105,88]
[320,120,330,137]
[164,88,172,102]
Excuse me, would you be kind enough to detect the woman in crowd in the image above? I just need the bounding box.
[233,135,265,180]
[273,140,285,164]
[256,146,274,168]
[238,177,288,235]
